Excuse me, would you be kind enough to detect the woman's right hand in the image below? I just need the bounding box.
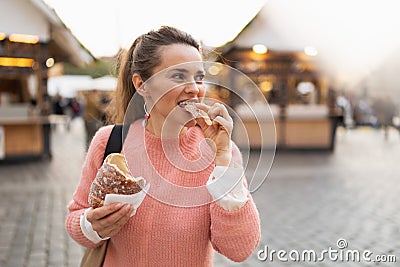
[86,202,134,238]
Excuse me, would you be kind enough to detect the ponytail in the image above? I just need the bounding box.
[107,37,144,124]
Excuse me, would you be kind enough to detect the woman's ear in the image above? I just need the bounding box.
[132,73,147,96]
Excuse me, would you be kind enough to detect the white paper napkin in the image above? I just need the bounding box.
[104,182,150,217]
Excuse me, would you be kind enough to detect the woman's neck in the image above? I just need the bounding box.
[145,117,188,138]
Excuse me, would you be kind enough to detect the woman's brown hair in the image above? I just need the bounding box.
[108,26,200,124]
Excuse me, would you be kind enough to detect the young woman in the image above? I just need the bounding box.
[66,26,260,266]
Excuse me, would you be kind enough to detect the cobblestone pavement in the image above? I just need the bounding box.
[0,118,399,267]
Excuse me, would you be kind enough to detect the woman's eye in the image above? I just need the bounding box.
[172,73,185,80]
[195,74,205,84]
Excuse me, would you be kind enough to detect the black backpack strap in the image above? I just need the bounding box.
[103,125,124,161]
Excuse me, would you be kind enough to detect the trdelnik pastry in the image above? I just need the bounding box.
[88,153,146,208]
[179,100,212,126]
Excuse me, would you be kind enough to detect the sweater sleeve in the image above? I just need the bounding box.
[65,125,114,248]
[209,141,261,262]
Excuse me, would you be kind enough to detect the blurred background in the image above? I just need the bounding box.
[0,0,399,266]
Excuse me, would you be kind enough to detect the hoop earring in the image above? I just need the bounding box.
[144,103,150,120]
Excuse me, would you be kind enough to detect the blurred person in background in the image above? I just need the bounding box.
[69,96,82,120]
[65,26,260,266]
[52,92,66,116]
[372,95,397,139]
[75,91,86,118]
[336,91,348,128]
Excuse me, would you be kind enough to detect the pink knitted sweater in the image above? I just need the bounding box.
[66,121,260,267]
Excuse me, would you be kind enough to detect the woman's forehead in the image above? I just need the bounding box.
[154,44,203,73]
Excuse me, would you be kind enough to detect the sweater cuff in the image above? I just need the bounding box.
[80,208,110,244]
[206,166,249,211]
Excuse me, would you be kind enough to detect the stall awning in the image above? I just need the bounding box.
[30,0,95,66]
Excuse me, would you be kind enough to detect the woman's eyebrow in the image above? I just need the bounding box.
[167,68,189,74]
[167,68,205,74]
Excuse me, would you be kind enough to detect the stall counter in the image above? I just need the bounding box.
[0,117,51,160]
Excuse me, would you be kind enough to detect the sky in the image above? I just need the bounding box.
[43,0,268,58]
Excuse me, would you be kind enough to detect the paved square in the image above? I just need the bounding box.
[0,119,399,266]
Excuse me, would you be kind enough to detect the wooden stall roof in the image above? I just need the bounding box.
[29,0,95,66]
[217,4,309,56]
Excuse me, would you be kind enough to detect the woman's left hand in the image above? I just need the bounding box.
[195,102,233,166]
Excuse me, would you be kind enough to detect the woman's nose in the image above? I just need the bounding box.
[184,80,200,94]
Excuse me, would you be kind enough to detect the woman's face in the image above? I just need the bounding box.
[144,44,206,129]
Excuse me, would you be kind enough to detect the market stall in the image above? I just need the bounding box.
[0,0,93,160]
[223,50,338,151]
[215,8,339,151]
